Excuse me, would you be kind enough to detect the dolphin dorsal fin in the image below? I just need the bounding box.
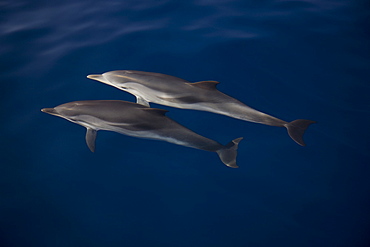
[142,108,168,116]
[188,81,220,90]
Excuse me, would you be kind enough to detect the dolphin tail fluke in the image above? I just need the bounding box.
[216,137,243,168]
[285,119,316,146]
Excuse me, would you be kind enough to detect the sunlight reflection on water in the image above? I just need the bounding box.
[1,0,351,74]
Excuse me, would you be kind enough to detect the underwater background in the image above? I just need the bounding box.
[1,0,370,246]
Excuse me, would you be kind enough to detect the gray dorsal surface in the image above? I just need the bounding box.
[42,100,242,168]
[87,70,315,146]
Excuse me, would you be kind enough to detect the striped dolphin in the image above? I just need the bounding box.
[87,70,315,146]
[41,100,243,168]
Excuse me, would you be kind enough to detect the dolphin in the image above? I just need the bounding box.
[87,70,315,146]
[41,100,243,168]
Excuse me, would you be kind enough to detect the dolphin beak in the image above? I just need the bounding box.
[87,74,108,84]
[41,108,57,115]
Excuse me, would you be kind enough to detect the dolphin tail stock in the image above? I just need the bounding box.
[216,137,243,168]
[284,119,316,146]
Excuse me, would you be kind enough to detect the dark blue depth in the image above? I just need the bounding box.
[1,0,370,246]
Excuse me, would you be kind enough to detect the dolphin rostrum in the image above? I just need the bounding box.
[87,70,315,146]
[41,100,243,168]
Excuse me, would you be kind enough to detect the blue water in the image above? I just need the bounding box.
[1,0,370,246]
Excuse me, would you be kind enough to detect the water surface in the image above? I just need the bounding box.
[1,0,370,246]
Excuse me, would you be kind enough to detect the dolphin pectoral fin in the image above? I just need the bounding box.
[188,81,220,90]
[136,97,150,107]
[285,119,316,146]
[85,128,97,152]
[216,137,243,168]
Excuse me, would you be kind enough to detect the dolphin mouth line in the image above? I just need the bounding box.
[41,108,56,114]
[87,74,110,84]
[86,74,101,80]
